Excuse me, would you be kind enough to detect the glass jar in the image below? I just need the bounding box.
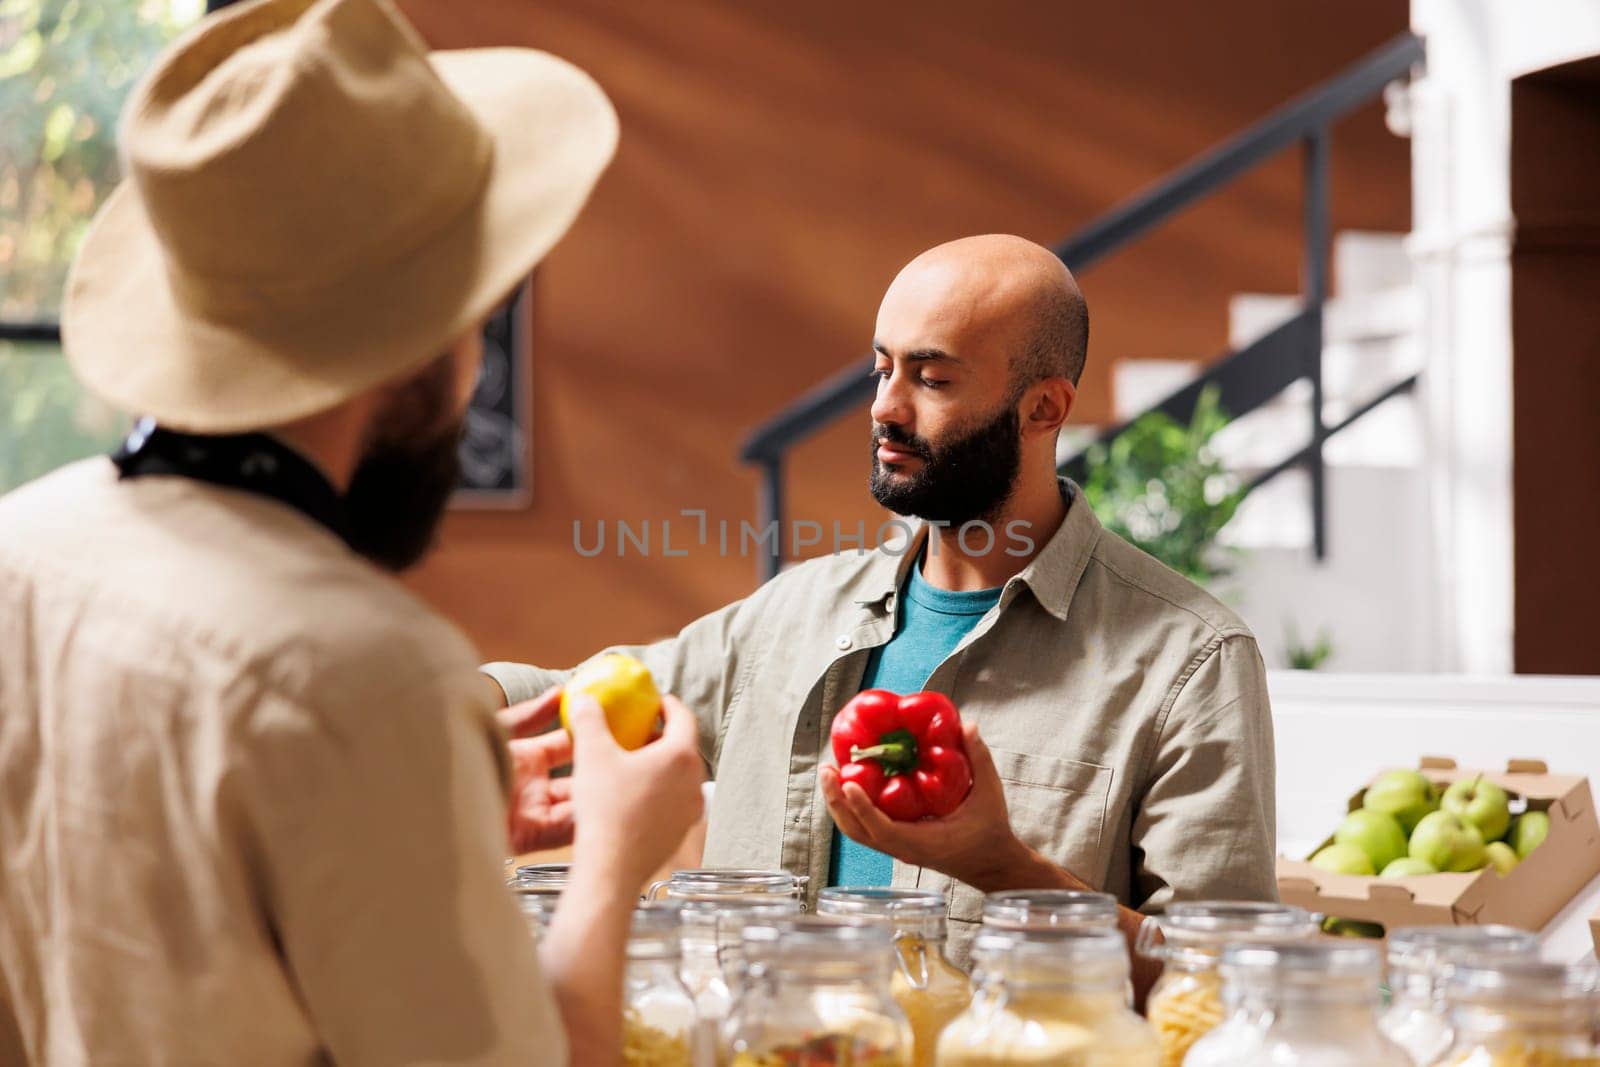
[816,887,969,1067]
[1184,941,1410,1067]
[937,927,1159,1066]
[1379,925,1538,1066]
[1433,958,1600,1067]
[506,863,566,941]
[726,916,911,1066]
[678,898,798,1049]
[1137,901,1316,1067]
[981,888,1120,931]
[510,885,560,942]
[508,862,570,890]
[644,871,806,1059]
[623,903,698,1067]
[645,868,807,907]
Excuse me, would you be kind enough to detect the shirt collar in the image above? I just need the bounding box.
[1010,479,1101,621]
[851,479,1100,622]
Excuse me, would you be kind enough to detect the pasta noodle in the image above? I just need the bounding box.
[938,992,1160,1067]
[1146,970,1225,1067]
[729,1037,903,1066]
[620,1011,693,1067]
[1435,1048,1600,1067]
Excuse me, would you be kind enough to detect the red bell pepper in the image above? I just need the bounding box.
[829,689,974,821]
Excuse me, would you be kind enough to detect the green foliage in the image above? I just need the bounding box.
[0,339,123,491]
[1,0,202,317]
[1284,622,1335,671]
[1079,385,1249,585]
[0,0,203,316]
[1,1,198,493]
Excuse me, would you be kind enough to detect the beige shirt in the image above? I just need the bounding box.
[486,482,1278,967]
[0,460,562,1066]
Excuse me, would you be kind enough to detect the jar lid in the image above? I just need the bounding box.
[1444,959,1600,1004]
[509,863,570,888]
[816,887,945,920]
[628,901,686,959]
[1386,924,1538,970]
[740,915,893,960]
[658,868,804,899]
[971,925,1126,963]
[1220,940,1383,980]
[982,889,1118,930]
[1156,901,1316,945]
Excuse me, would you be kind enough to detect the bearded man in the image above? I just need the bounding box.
[0,1,705,1063]
[486,234,1279,999]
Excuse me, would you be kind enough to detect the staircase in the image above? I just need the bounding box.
[1108,232,1435,672]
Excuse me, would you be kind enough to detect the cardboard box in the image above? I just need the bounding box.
[1277,757,1600,932]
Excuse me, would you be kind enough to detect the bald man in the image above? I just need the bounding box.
[486,236,1277,987]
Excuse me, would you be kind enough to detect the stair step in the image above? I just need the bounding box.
[1110,359,1204,422]
[1229,285,1421,351]
[1109,329,1421,443]
[1210,383,1424,472]
[1333,230,1413,297]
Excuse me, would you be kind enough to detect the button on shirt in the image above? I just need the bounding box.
[486,481,1279,968]
[828,560,1003,888]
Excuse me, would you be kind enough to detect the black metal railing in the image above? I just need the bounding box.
[0,322,62,344]
[739,32,1425,583]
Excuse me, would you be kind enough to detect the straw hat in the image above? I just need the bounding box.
[62,0,618,433]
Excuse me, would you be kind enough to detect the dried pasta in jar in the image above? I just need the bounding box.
[815,887,968,1067]
[1135,903,1315,1067]
[1433,958,1600,1067]
[620,1012,693,1067]
[1435,1049,1600,1067]
[728,1036,903,1066]
[1146,969,1225,1067]
[938,929,1159,1067]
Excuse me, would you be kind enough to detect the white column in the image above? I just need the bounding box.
[1406,0,1600,673]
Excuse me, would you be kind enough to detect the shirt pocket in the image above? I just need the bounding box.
[934,749,1114,927]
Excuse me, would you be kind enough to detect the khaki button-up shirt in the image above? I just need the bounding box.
[486,482,1277,966]
[0,461,561,1065]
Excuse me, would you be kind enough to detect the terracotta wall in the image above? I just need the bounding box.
[394,0,1411,668]
[1510,59,1600,675]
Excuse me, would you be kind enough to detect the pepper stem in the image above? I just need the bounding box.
[851,729,920,776]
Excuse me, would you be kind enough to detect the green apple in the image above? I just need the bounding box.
[1363,769,1440,834]
[1409,811,1487,872]
[1335,809,1409,871]
[1380,857,1439,877]
[1510,810,1550,858]
[1311,842,1376,876]
[1442,777,1513,842]
[1321,916,1386,939]
[1484,841,1519,875]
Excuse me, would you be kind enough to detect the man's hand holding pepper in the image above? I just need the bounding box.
[819,718,1042,893]
[820,702,1163,1007]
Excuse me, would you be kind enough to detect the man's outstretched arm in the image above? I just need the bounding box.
[480,596,752,769]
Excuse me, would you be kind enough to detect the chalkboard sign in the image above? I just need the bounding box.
[452,277,531,507]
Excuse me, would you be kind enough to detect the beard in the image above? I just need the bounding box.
[868,400,1022,525]
[344,356,464,573]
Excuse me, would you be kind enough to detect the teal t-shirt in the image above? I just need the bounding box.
[827,561,1003,887]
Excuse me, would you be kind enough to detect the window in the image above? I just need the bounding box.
[1,0,203,492]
